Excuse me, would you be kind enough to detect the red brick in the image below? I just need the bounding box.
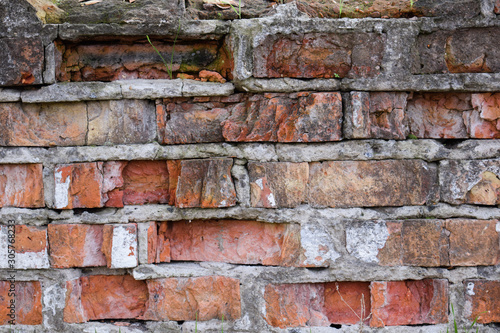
[102,224,138,268]
[465,93,500,138]
[324,282,371,325]
[447,219,499,266]
[103,161,127,207]
[346,92,408,139]
[0,164,44,208]
[175,158,236,208]
[308,160,438,208]
[141,276,241,321]
[253,33,384,79]
[0,37,43,86]
[0,103,87,146]
[147,222,158,264]
[249,162,308,208]
[54,162,104,209]
[264,283,328,328]
[370,280,448,327]
[64,275,148,323]
[166,160,181,206]
[48,224,106,268]
[122,161,170,205]
[401,220,449,267]
[56,40,231,82]
[464,280,500,323]
[154,220,302,266]
[2,225,50,269]
[14,225,46,253]
[407,93,470,138]
[0,281,42,325]
[377,221,403,266]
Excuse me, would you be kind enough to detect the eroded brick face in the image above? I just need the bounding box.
[253,33,385,79]
[0,281,43,325]
[414,28,500,74]
[55,39,232,82]
[0,37,43,86]
[0,164,44,208]
[0,225,49,269]
[464,280,500,323]
[370,280,448,327]
[141,276,241,321]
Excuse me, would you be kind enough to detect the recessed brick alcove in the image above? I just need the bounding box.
[0,0,500,332]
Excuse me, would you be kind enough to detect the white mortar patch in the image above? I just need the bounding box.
[110,225,138,268]
[54,170,70,209]
[301,224,340,266]
[267,193,277,207]
[496,222,500,232]
[255,178,264,190]
[466,282,475,296]
[346,221,389,264]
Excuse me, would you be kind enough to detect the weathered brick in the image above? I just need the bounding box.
[0,37,43,86]
[253,33,384,79]
[308,160,438,208]
[0,281,42,325]
[223,92,342,142]
[440,159,500,205]
[0,103,87,146]
[402,220,449,267]
[121,161,170,205]
[64,275,148,323]
[324,282,371,325]
[464,93,500,138]
[141,276,241,321]
[48,224,106,268]
[370,280,448,327]
[54,162,104,209]
[447,219,499,266]
[0,225,49,269]
[56,40,232,82]
[153,220,301,266]
[264,282,371,328]
[264,283,328,328]
[464,280,500,324]
[345,92,408,139]
[249,162,308,208]
[414,28,500,74]
[0,164,44,208]
[102,161,127,207]
[175,158,236,208]
[87,100,156,145]
[102,224,138,269]
[351,219,499,267]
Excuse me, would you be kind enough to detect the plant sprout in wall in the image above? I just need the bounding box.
[146,20,181,79]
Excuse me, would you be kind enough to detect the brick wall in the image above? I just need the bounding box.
[0,0,500,332]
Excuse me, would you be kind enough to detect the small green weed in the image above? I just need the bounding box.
[407,134,418,139]
[146,19,181,79]
[445,303,484,333]
[338,0,344,18]
[222,0,242,19]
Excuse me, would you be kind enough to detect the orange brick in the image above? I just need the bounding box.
[0,281,42,325]
[0,164,44,208]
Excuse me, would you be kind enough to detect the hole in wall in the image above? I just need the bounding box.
[177,320,185,325]
[437,138,466,149]
[330,323,342,329]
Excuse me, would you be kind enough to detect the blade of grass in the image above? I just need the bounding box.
[222,0,242,19]
[146,19,181,79]
[221,314,224,333]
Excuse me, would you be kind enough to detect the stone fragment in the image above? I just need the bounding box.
[141,276,241,321]
[21,82,122,103]
[199,70,226,83]
[407,93,471,138]
[0,164,44,208]
[440,159,500,205]
[414,28,500,74]
[48,224,106,268]
[0,103,87,146]
[264,283,328,328]
[464,280,500,323]
[102,224,138,269]
[54,162,104,209]
[154,220,302,266]
[119,79,183,99]
[308,160,438,208]
[0,37,43,86]
[87,100,156,145]
[370,280,448,327]
[249,162,309,208]
[0,281,42,325]
[0,225,49,269]
[253,33,384,79]
[64,275,148,323]
[345,92,408,139]
[175,158,236,208]
[447,219,499,266]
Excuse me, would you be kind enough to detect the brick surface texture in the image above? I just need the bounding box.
[2,2,500,331]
